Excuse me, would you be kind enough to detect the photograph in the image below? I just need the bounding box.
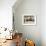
[22,15,36,25]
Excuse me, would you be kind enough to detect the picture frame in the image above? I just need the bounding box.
[22,14,36,25]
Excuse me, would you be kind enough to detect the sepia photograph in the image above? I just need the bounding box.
[22,15,36,25]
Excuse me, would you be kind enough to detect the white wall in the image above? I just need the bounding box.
[13,0,41,46]
[41,0,46,46]
[0,0,16,30]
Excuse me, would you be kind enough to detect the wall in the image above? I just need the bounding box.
[13,0,41,46]
[41,0,46,46]
[0,0,16,30]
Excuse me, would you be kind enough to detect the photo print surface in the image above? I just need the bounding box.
[22,15,36,25]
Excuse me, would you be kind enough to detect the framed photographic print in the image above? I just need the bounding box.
[22,14,36,25]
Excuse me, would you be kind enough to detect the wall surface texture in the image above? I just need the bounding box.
[41,0,46,46]
[13,0,41,46]
[0,0,16,29]
[13,0,46,46]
